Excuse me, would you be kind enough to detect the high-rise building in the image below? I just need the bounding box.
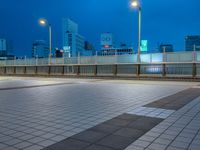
[62,18,85,57]
[32,40,49,58]
[159,44,174,53]
[0,39,7,57]
[101,33,114,49]
[0,39,13,60]
[185,36,200,51]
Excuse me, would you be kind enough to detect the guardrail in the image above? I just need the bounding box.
[0,52,200,79]
[0,63,199,79]
[0,51,200,66]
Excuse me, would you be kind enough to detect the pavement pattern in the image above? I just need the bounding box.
[0,77,199,150]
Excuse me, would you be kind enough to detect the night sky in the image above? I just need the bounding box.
[0,0,200,56]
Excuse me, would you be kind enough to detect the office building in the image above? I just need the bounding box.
[99,33,133,55]
[0,39,14,60]
[62,18,85,57]
[32,40,49,58]
[159,44,174,53]
[185,35,200,51]
[101,33,114,49]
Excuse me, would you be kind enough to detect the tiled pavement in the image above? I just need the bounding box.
[0,77,199,150]
[125,96,200,150]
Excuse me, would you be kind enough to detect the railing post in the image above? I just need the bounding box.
[77,65,80,76]
[14,66,16,74]
[78,52,80,65]
[115,50,117,64]
[36,56,38,66]
[14,56,16,66]
[35,66,38,74]
[193,50,196,62]
[63,54,65,65]
[162,63,166,77]
[62,66,65,75]
[137,64,140,77]
[113,64,117,76]
[24,66,27,74]
[192,63,196,78]
[48,66,51,75]
[95,51,98,65]
[94,65,97,76]
[25,56,27,65]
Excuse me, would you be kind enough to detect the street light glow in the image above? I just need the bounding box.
[39,19,47,26]
[131,1,139,7]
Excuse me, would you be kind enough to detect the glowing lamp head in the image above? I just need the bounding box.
[39,19,47,26]
[131,1,139,8]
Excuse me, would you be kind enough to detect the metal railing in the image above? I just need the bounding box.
[1,51,200,66]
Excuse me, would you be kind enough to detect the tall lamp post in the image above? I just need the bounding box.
[39,18,52,65]
[131,0,142,63]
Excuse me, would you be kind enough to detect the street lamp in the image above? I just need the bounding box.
[131,0,141,63]
[39,18,52,64]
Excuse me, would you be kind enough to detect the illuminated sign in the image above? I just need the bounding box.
[104,45,110,48]
[140,40,148,52]
[63,46,70,52]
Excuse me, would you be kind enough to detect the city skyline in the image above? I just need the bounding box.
[0,0,200,56]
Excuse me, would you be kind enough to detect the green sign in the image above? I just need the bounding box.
[140,40,148,52]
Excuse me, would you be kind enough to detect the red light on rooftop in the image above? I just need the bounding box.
[104,45,110,48]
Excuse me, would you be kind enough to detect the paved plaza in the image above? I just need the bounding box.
[0,77,199,150]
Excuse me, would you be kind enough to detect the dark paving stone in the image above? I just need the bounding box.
[91,123,121,134]
[43,114,163,150]
[0,83,74,91]
[42,148,52,150]
[84,144,115,150]
[97,134,133,150]
[117,113,140,122]
[145,88,200,110]
[113,128,144,139]
[128,121,157,131]
[46,138,90,150]
[104,118,131,127]
[71,130,108,143]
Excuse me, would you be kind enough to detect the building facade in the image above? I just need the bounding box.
[98,47,134,56]
[159,44,174,53]
[101,33,114,49]
[0,39,13,60]
[185,36,200,51]
[62,18,85,57]
[32,40,49,58]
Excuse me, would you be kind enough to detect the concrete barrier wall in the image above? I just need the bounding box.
[6,67,15,74]
[64,66,78,75]
[0,63,199,79]
[166,64,193,77]
[141,64,163,75]
[97,65,113,76]
[37,66,49,75]
[16,67,25,74]
[26,66,36,74]
[51,66,63,75]
[117,64,137,76]
[0,67,5,74]
[80,66,95,75]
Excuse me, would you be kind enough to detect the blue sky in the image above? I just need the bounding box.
[0,0,200,56]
